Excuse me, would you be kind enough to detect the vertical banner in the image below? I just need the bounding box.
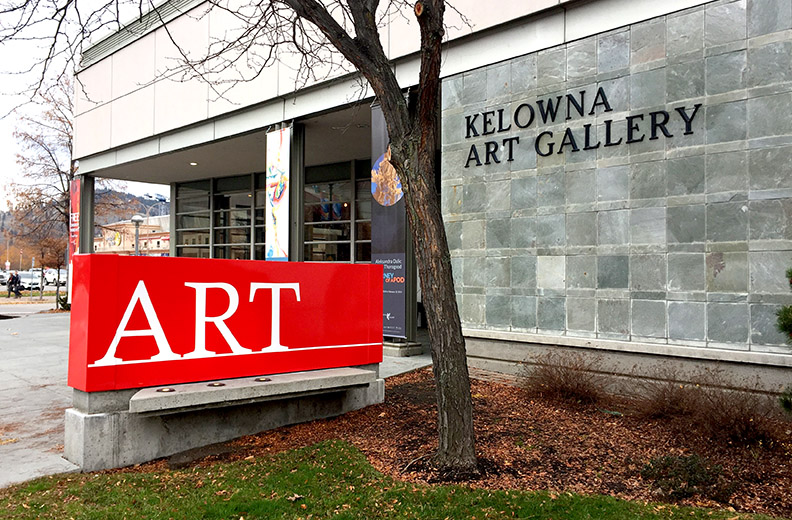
[371,105,408,338]
[265,127,291,261]
[68,178,81,303]
[69,178,81,258]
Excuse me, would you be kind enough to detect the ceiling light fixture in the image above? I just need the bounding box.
[189,162,198,166]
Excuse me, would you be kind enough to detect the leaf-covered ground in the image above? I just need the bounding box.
[119,368,792,518]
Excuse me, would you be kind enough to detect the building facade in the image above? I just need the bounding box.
[73,0,792,390]
[93,215,170,256]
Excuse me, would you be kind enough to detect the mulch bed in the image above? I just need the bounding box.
[129,368,792,518]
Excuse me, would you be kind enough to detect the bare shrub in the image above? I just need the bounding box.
[520,350,607,405]
[634,380,696,420]
[632,366,697,420]
[628,367,787,445]
[690,373,783,444]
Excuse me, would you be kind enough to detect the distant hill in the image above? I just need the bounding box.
[0,210,12,234]
[0,190,169,236]
[95,189,170,227]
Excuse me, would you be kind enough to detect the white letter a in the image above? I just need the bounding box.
[93,281,179,366]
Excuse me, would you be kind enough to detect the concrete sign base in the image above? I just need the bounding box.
[64,366,383,472]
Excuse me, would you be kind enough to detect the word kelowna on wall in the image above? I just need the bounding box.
[68,254,383,392]
[463,87,702,167]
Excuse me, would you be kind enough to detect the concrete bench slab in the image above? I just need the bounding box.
[129,367,377,415]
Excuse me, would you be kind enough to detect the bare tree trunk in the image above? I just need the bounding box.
[396,135,477,471]
[390,0,477,472]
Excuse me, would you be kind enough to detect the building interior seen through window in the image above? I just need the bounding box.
[174,160,372,262]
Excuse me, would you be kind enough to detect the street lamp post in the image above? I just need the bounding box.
[131,214,145,256]
[140,201,169,224]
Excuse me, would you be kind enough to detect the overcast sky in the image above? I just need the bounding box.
[0,26,170,212]
[0,119,169,212]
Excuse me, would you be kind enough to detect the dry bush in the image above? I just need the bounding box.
[634,379,697,420]
[632,367,697,420]
[636,368,786,445]
[520,350,607,405]
[690,373,783,444]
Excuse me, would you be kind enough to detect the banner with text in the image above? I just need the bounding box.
[69,178,80,258]
[68,255,383,392]
[371,105,407,338]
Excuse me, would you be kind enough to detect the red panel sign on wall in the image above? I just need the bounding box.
[68,255,383,392]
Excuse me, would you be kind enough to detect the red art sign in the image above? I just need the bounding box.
[68,255,383,392]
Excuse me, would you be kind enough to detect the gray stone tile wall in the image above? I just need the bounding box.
[442,0,792,354]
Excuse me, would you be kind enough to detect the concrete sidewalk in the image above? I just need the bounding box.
[0,311,431,489]
[0,312,79,488]
[0,296,58,317]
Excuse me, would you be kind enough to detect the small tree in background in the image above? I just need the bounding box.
[11,78,127,231]
[780,387,792,416]
[775,268,792,343]
[774,269,792,416]
[10,77,127,307]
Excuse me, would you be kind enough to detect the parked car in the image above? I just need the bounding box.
[17,271,42,291]
[0,271,6,286]
[44,268,68,286]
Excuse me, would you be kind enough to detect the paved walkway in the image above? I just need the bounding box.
[0,311,78,488]
[0,309,432,489]
[0,296,57,316]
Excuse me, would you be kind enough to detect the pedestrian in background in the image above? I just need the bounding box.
[7,271,21,298]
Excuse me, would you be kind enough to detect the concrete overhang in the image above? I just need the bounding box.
[77,97,373,185]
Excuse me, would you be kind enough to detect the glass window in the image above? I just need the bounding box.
[304,223,351,242]
[253,189,267,257]
[254,191,267,225]
[177,246,210,258]
[214,209,251,227]
[305,162,350,184]
[214,245,251,260]
[304,182,352,203]
[176,180,210,213]
[304,243,350,262]
[175,174,264,260]
[355,242,371,262]
[356,222,372,240]
[177,213,210,229]
[177,197,210,213]
[214,227,251,245]
[214,191,252,210]
[304,202,351,223]
[303,160,372,263]
[216,175,250,193]
[254,227,267,244]
[176,230,210,246]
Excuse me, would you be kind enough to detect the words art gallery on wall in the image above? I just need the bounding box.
[462,87,702,167]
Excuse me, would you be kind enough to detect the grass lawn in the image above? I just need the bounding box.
[1,291,59,298]
[0,441,783,520]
